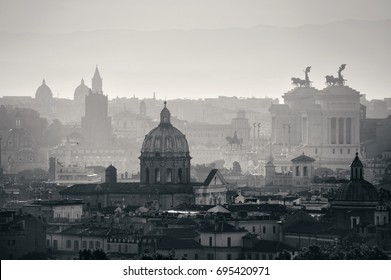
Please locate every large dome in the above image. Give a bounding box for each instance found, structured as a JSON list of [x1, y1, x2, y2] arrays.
[[74, 79, 90, 102], [140, 102, 189, 156], [35, 79, 53, 102]]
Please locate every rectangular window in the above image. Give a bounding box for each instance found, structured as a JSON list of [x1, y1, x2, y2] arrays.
[[315, 148, 318, 154], [95, 241, 100, 249], [53, 240, 58, 250], [332, 149, 335, 154], [89, 241, 94, 249], [303, 166, 308, 177], [252, 226, 255, 233], [263, 226, 266, 234], [340, 148, 343, 154], [273, 226, 276, 234], [209, 236, 213, 247], [119, 245, 122, 252], [227, 237, 231, 247], [46, 239, 50, 248], [124, 245, 128, 253], [82, 241, 87, 249], [66, 240, 72, 249], [74, 240, 79, 251], [107, 244, 111, 251]]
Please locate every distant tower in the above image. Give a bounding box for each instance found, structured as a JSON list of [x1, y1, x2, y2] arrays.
[[92, 66, 103, 93], [81, 67, 111, 147], [264, 155, 275, 186], [105, 165, 117, 185], [139, 100, 146, 116]]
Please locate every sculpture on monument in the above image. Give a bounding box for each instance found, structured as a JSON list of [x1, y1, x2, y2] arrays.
[[291, 66, 312, 87], [226, 131, 243, 150], [325, 64, 347, 86]]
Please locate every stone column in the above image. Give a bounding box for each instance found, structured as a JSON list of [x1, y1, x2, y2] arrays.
[[336, 117, 339, 145]]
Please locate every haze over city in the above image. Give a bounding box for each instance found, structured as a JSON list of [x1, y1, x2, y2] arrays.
[[0, 0, 390, 100]]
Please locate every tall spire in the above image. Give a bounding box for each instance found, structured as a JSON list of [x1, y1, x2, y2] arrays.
[[92, 65, 102, 93]]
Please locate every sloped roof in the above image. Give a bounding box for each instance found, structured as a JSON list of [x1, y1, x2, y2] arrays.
[[60, 182, 196, 195], [204, 169, 228, 186], [243, 240, 296, 253], [291, 153, 315, 163], [157, 237, 203, 250]]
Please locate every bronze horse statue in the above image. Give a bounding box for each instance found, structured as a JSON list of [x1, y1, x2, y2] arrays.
[[291, 66, 312, 87]]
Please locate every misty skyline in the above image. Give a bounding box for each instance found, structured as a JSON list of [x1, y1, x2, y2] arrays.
[[0, 0, 390, 100]]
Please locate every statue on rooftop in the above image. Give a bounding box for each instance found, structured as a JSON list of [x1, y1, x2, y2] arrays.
[[325, 64, 347, 86], [291, 66, 312, 87]]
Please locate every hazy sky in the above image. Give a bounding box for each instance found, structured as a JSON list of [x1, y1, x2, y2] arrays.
[[1, 0, 390, 32], [0, 0, 390, 100]]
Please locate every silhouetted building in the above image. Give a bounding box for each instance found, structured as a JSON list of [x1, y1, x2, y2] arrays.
[[81, 67, 112, 147], [0, 211, 46, 260]]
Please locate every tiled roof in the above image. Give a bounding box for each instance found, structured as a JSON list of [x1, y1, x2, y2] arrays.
[[284, 221, 346, 236], [198, 222, 247, 233], [158, 228, 199, 239], [291, 153, 315, 163], [226, 204, 287, 213], [243, 240, 296, 253], [157, 237, 203, 250], [60, 182, 195, 195]]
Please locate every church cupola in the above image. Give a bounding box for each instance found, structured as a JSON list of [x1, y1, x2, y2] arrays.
[[160, 101, 171, 125], [350, 153, 364, 180]]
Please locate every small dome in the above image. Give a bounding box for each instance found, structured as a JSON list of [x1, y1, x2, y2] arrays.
[[141, 102, 189, 155], [333, 153, 378, 203], [74, 79, 90, 102], [333, 180, 379, 202], [35, 79, 53, 102]]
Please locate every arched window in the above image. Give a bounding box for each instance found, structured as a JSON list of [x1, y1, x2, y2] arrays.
[[155, 168, 160, 183], [145, 168, 149, 183], [303, 166, 308, 177], [167, 169, 172, 183], [177, 168, 183, 183]]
